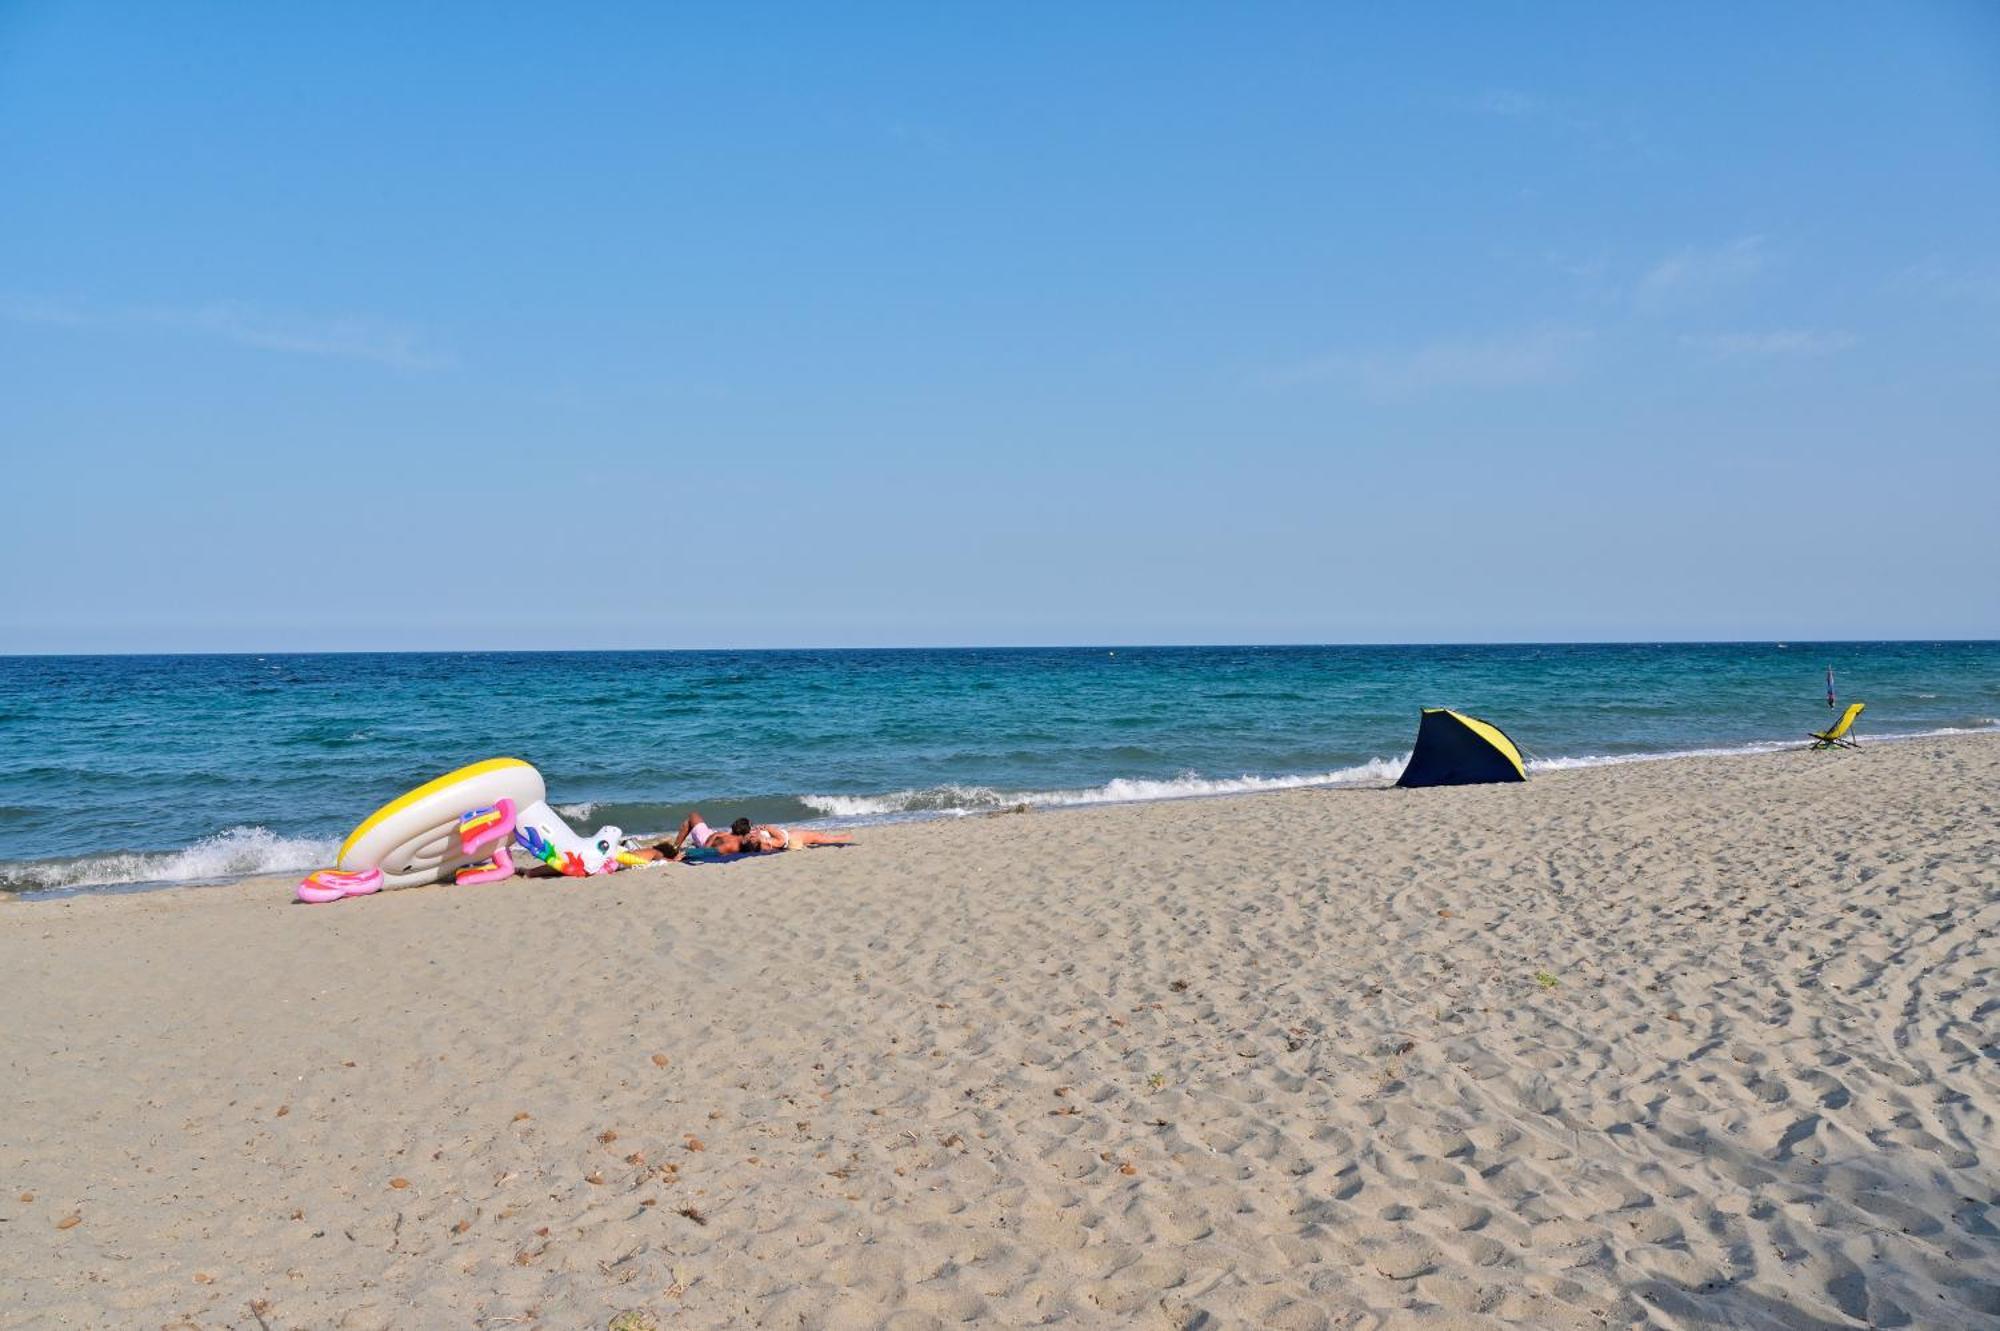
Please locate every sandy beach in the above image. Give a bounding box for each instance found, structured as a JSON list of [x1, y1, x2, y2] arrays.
[[4, 734, 1996, 1329]]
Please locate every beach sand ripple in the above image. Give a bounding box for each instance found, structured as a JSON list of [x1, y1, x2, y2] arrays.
[[4, 736, 1997, 1328]]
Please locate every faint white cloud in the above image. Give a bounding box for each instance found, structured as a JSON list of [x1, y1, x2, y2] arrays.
[[154, 301, 452, 370], [1635, 235, 1766, 313], [1264, 325, 1593, 399], [1468, 89, 1542, 118], [0, 296, 453, 371], [1680, 329, 1856, 359], [888, 121, 950, 151], [1545, 250, 1610, 282], [0, 296, 92, 328], [1893, 257, 2000, 304], [1449, 89, 1627, 155]]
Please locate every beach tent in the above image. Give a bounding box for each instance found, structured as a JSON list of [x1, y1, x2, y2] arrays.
[[1396, 708, 1527, 788]]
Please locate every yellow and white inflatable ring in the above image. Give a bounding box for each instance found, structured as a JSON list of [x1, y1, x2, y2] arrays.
[[337, 757, 547, 889]]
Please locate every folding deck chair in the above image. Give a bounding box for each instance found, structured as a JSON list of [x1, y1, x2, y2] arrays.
[[1809, 701, 1865, 750]]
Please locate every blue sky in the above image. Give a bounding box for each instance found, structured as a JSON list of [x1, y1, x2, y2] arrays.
[[2, 2, 1996, 651]]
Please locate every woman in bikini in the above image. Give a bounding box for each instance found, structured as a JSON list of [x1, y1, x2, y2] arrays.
[[741, 824, 853, 852], [646, 811, 852, 859]]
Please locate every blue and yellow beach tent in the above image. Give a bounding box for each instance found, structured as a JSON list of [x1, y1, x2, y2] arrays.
[[1396, 708, 1527, 788]]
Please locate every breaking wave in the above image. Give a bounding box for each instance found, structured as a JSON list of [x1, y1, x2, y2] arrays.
[[1523, 718, 2000, 773], [805, 719, 2000, 822], [0, 826, 339, 896], [8, 720, 1998, 898], [802, 756, 1411, 818], [1524, 740, 1798, 772]]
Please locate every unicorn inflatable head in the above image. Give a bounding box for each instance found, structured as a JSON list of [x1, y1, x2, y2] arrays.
[[513, 806, 636, 876], [580, 824, 626, 873]]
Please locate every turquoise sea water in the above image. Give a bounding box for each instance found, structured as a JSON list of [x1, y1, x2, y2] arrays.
[[1, 643, 1995, 894]]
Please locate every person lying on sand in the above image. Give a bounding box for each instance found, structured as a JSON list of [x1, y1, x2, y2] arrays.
[[635, 810, 782, 860], [673, 810, 752, 853], [617, 811, 749, 862], [630, 811, 854, 861], [741, 824, 853, 852]]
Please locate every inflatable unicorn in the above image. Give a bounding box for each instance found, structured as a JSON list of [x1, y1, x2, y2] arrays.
[[302, 758, 644, 901]]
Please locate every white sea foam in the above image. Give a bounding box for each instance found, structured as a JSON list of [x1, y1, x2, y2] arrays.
[[14, 722, 1999, 896], [2, 826, 339, 895], [1524, 740, 1798, 772], [802, 720, 2000, 825], [801, 785, 1008, 817], [1523, 719, 2000, 773], [803, 756, 1411, 819]]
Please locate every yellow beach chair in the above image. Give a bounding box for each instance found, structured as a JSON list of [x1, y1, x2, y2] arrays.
[[1809, 702, 1864, 750]]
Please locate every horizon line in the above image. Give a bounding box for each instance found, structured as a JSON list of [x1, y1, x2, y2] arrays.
[[3, 636, 1996, 660]]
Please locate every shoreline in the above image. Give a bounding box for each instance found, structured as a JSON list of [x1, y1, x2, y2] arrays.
[[7, 718, 1998, 902], [6, 731, 1996, 1326]]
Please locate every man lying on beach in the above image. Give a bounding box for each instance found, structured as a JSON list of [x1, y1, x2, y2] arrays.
[[634, 810, 854, 861], [672, 810, 753, 854]]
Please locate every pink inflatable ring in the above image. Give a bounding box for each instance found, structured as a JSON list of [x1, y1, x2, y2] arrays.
[[297, 866, 384, 904]]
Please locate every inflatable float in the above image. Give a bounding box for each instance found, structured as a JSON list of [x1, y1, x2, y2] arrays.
[[297, 867, 383, 904], [315, 757, 643, 897]]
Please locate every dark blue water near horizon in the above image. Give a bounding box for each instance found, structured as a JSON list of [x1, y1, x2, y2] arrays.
[[2, 642, 1995, 893]]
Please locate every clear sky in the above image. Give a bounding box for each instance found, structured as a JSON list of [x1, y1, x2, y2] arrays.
[[3, 2, 1996, 651]]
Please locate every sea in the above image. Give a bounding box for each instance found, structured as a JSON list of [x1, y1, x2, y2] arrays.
[[2, 642, 1995, 896]]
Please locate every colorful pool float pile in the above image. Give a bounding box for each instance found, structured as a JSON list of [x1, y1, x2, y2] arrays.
[[295, 758, 640, 904]]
